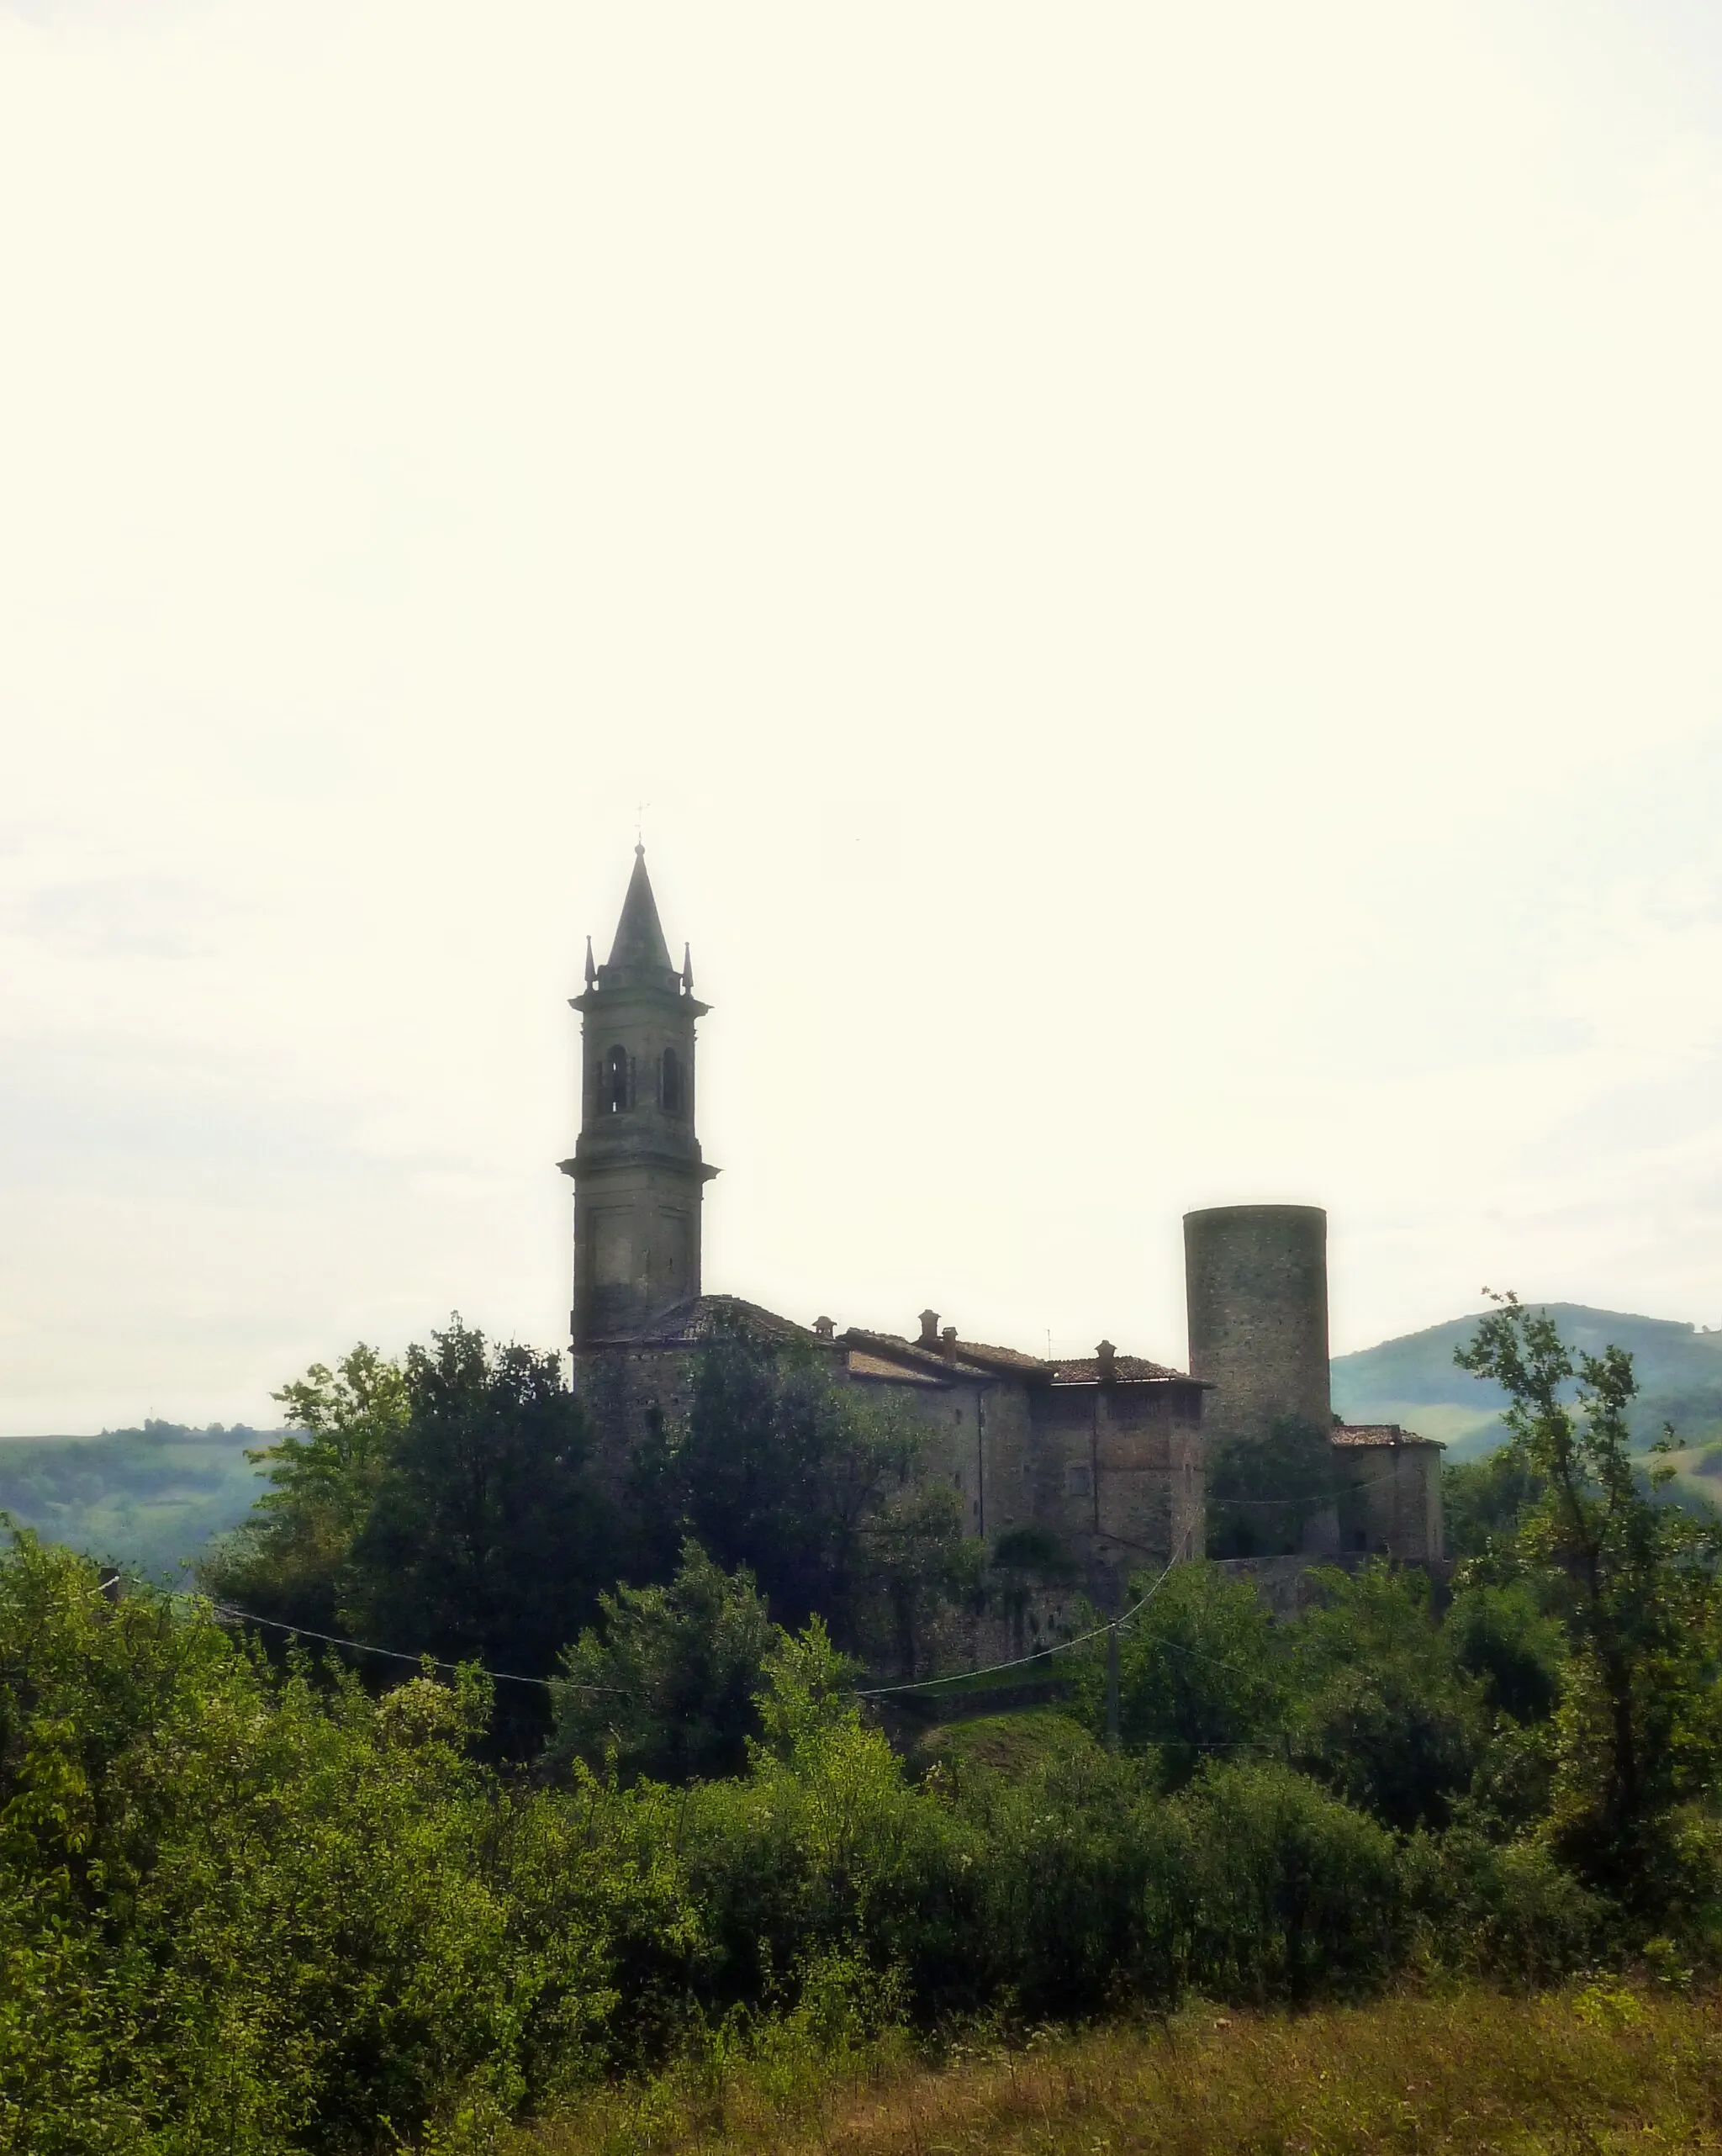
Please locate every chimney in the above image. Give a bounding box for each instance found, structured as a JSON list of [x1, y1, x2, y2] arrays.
[[812, 1315, 834, 1341], [1096, 1339, 1117, 1380], [940, 1324, 958, 1363], [918, 1308, 939, 1347]]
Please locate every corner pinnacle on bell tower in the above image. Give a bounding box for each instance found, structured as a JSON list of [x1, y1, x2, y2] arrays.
[[559, 848, 717, 1349]]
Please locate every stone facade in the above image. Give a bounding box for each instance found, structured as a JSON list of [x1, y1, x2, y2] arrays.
[[559, 848, 716, 1349], [574, 1294, 1204, 1604], [1332, 1423, 1445, 1560], [562, 853, 1441, 1597]]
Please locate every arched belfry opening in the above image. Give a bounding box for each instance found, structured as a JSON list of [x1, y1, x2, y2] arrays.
[[560, 846, 717, 1349]]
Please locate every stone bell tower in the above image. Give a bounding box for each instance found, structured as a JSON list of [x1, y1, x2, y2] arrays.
[[560, 847, 717, 1348]]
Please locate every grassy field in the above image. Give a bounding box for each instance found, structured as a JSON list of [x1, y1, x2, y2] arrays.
[[516, 1986, 1722, 2155]]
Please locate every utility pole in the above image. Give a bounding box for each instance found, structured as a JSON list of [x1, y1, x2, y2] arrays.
[[1105, 1621, 1121, 1750]]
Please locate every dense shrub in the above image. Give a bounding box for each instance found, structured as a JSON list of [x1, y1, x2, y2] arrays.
[[1071, 1562, 1286, 1789], [1289, 1563, 1484, 1831], [1400, 1825, 1606, 1984], [8, 1521, 1716, 2151], [1149, 1762, 1404, 2003], [0, 1532, 691, 2153], [547, 1541, 779, 1785]]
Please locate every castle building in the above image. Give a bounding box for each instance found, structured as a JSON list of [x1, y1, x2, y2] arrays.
[[563, 851, 1441, 1599]]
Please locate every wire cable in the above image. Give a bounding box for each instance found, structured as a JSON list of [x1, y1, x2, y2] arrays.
[[853, 1555, 1178, 1699], [207, 1603, 626, 1692]]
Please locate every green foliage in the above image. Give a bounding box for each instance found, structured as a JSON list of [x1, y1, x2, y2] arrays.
[[1456, 1293, 1722, 1896], [0, 1421, 276, 1577], [626, 1329, 977, 1676], [1444, 1579, 1565, 1726], [1400, 1825, 1607, 1984], [547, 1542, 778, 1785], [203, 1321, 613, 1752], [1072, 1562, 1286, 1788], [1288, 1562, 1483, 1831], [1206, 1415, 1345, 1558], [344, 1320, 611, 1742], [7, 1514, 1719, 2151], [0, 1530, 691, 2153], [1153, 1761, 1404, 2003], [1442, 1444, 1545, 1557], [201, 1345, 407, 1635]]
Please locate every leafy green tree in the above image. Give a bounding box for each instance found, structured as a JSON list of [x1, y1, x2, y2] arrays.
[[1445, 1579, 1565, 1728], [629, 1327, 975, 1665], [1075, 1561, 1286, 1788], [343, 1318, 613, 1746], [1456, 1294, 1722, 1895], [546, 1540, 778, 1784], [0, 1529, 691, 2152], [1207, 1414, 1347, 1558], [854, 1477, 984, 1680], [1443, 1445, 1545, 1559], [1287, 1562, 1483, 1831], [199, 1343, 408, 1635]]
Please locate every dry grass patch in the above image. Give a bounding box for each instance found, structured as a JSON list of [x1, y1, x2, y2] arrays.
[[516, 1986, 1722, 2155]]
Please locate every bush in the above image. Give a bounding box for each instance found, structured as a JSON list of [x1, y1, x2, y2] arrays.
[[1072, 1562, 1286, 1789], [546, 1541, 777, 1785], [1149, 1762, 1404, 2003], [1400, 1825, 1607, 1985], [1287, 1562, 1483, 1831], [0, 1531, 691, 2153]]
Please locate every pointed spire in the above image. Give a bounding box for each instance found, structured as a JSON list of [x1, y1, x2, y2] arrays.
[[681, 942, 693, 994], [584, 935, 595, 989], [605, 844, 675, 979]]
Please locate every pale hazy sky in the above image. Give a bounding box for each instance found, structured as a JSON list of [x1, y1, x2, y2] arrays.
[[3, 0, 1722, 1432]]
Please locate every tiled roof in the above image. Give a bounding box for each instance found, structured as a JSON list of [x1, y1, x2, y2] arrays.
[[846, 1349, 945, 1386], [951, 1340, 1050, 1374], [1050, 1354, 1191, 1384], [836, 1328, 1192, 1387], [1332, 1421, 1442, 1449], [631, 1294, 817, 1348], [837, 1329, 983, 1381], [621, 1304, 1195, 1387]]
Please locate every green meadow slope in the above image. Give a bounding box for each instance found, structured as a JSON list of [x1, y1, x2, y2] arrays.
[[1333, 1303, 1722, 1463], [0, 1421, 277, 1577]]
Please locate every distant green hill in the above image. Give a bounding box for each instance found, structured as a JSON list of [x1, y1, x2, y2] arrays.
[[0, 1422, 279, 1579], [1333, 1305, 1722, 1463]]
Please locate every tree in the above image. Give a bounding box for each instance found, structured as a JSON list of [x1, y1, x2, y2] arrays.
[[1455, 1293, 1722, 1894], [628, 1326, 975, 1664], [1287, 1561, 1483, 1831], [546, 1540, 779, 1784], [1077, 1560, 1286, 1789], [342, 1318, 613, 1746], [1442, 1445, 1544, 1560], [1206, 1414, 1347, 1558], [198, 1343, 409, 1636]]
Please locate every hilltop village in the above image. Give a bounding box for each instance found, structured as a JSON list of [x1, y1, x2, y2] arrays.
[[562, 848, 1445, 1609]]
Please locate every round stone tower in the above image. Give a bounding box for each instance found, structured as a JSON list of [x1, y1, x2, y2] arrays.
[[1184, 1204, 1331, 1445]]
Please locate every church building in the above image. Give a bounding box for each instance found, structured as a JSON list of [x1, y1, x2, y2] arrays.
[[562, 850, 1441, 1607]]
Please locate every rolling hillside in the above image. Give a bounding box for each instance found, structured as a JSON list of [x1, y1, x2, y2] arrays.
[[1333, 1304, 1722, 1461], [0, 1421, 278, 1578]]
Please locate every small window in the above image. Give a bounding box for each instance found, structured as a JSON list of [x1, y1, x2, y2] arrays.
[[1064, 1461, 1092, 1498], [603, 1045, 629, 1113], [661, 1046, 683, 1115]]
